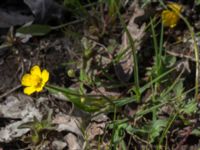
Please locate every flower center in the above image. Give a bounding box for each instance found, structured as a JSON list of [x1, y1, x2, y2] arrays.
[[33, 75, 43, 88]]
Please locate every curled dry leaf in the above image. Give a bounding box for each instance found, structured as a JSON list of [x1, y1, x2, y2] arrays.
[[64, 133, 82, 150], [52, 140, 67, 150], [0, 94, 42, 142], [86, 114, 109, 141], [52, 114, 83, 137], [86, 122, 106, 141], [115, 0, 146, 82]]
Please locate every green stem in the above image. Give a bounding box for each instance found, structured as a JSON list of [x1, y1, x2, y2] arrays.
[[117, 9, 140, 100], [159, 1, 199, 100], [51, 19, 85, 30], [178, 14, 199, 100], [157, 113, 177, 149], [159, 22, 164, 70], [150, 18, 159, 70]]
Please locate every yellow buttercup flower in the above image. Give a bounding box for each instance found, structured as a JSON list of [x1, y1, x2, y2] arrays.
[[21, 65, 49, 95], [161, 2, 182, 28]]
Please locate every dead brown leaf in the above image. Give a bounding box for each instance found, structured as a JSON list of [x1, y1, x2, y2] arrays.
[[115, 0, 146, 82], [86, 114, 109, 141], [0, 94, 42, 142], [52, 114, 83, 137]]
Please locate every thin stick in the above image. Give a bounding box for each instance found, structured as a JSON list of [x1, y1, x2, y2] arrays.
[[0, 85, 22, 101]]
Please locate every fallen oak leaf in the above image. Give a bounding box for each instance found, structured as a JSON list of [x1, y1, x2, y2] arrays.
[[115, 0, 146, 82]]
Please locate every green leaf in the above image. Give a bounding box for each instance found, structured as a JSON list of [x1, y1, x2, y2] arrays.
[[173, 79, 184, 98], [126, 125, 149, 134], [111, 122, 128, 144], [192, 128, 200, 136], [144, 119, 168, 143], [165, 55, 176, 68], [46, 85, 108, 112], [181, 99, 198, 115], [17, 24, 52, 36], [113, 97, 137, 107], [119, 140, 127, 150], [195, 0, 200, 5]]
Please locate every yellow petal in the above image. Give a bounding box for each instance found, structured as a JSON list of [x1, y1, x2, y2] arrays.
[[168, 2, 182, 12], [24, 87, 36, 95], [162, 10, 179, 28], [21, 74, 33, 86], [162, 11, 170, 26], [170, 15, 178, 28], [31, 65, 41, 77], [161, 2, 181, 28], [41, 69, 49, 83]]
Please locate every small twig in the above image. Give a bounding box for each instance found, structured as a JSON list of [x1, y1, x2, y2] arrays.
[[166, 50, 198, 62], [0, 85, 22, 101], [51, 19, 85, 30]]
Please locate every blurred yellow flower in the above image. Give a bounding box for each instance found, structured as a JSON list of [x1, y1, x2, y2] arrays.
[[21, 65, 49, 95], [161, 2, 182, 28]]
